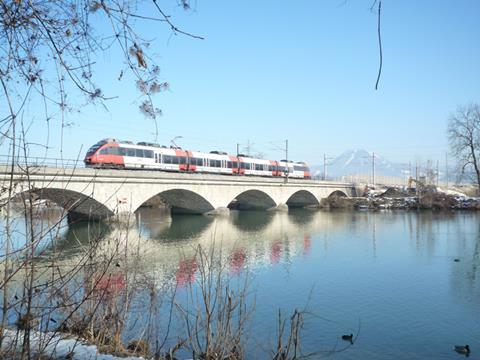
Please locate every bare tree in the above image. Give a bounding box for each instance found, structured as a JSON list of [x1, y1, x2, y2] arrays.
[[0, 0, 201, 148], [448, 103, 480, 192], [0, 2, 201, 358]]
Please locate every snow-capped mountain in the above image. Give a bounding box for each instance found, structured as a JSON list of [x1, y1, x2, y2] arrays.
[[311, 149, 410, 179]]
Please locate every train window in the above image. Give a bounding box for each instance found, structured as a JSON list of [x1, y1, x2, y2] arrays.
[[144, 150, 154, 158], [255, 164, 263, 171], [126, 148, 135, 157], [192, 158, 203, 166], [86, 140, 108, 156], [209, 159, 221, 167], [232, 162, 238, 168], [135, 148, 144, 158], [99, 148, 109, 155], [118, 147, 126, 156], [227, 161, 233, 168], [163, 155, 171, 164], [294, 165, 307, 172], [178, 157, 187, 164]]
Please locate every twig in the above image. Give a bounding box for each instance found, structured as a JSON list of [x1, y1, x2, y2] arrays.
[[374, 0, 382, 90]]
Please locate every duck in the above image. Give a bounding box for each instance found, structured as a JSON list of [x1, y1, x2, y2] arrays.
[[341, 334, 354, 343], [454, 345, 470, 355], [454, 258, 461, 262]]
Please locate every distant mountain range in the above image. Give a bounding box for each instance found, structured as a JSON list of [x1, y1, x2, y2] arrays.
[[310, 149, 469, 185], [311, 149, 410, 180]]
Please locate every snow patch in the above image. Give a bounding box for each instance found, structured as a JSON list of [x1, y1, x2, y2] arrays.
[[2, 329, 145, 360], [436, 187, 468, 198]]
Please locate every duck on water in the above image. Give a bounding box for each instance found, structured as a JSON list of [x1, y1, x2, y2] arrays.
[[454, 345, 470, 356]]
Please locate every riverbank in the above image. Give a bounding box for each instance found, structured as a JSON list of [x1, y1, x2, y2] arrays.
[[322, 186, 480, 211]]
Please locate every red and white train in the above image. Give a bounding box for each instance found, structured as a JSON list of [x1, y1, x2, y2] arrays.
[[84, 138, 311, 179]]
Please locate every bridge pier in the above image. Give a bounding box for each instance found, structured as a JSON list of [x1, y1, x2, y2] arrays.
[[205, 207, 230, 216], [110, 211, 137, 225], [268, 203, 289, 212]]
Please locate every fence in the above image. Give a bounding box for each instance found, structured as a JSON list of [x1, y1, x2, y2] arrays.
[[314, 173, 451, 188], [0, 155, 83, 169]]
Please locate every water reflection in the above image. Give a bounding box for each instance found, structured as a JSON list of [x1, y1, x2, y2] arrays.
[[287, 208, 315, 225], [52, 221, 112, 259], [230, 210, 274, 232], [138, 208, 214, 241], [4, 208, 480, 359], [1, 207, 69, 256]]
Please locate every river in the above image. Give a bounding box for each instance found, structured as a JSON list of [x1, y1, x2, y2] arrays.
[[4, 208, 480, 359]]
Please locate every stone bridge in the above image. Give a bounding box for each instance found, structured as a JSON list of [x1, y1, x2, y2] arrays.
[[0, 165, 357, 220]]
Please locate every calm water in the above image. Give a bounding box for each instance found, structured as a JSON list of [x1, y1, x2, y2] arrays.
[[133, 208, 480, 359], [7, 208, 480, 359]]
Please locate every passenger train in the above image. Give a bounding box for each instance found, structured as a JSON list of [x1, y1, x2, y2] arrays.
[[84, 138, 311, 179]]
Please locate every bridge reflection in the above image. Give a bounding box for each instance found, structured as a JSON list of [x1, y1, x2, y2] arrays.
[[35, 208, 358, 288], [3, 207, 480, 309], [126, 208, 359, 287]]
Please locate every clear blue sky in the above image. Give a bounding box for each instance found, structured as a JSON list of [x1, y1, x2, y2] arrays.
[[18, 0, 480, 166]]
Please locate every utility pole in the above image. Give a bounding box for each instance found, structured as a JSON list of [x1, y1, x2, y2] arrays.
[[436, 160, 439, 187], [323, 154, 334, 181], [408, 161, 412, 187], [245, 139, 252, 157], [415, 161, 419, 198], [323, 153, 327, 180], [372, 152, 375, 189], [285, 139, 288, 163], [236, 143, 240, 156], [445, 153, 449, 188], [285, 139, 289, 182]]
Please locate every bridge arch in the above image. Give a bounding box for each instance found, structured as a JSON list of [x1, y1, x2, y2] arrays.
[[22, 188, 113, 220], [229, 190, 277, 210], [286, 190, 320, 208], [328, 190, 348, 198], [138, 189, 215, 214]]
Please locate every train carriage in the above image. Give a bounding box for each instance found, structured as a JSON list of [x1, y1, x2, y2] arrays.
[[291, 162, 311, 179], [237, 155, 272, 177]]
